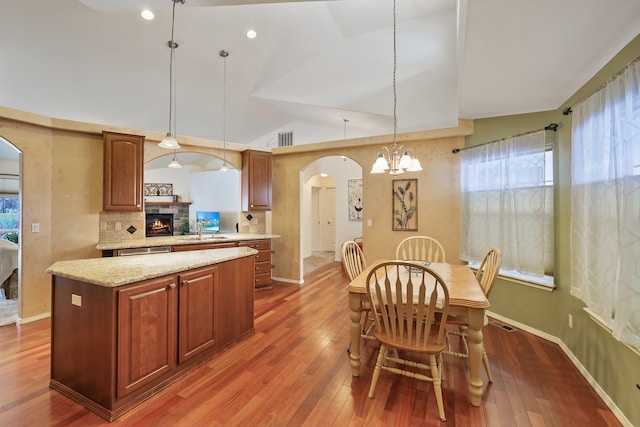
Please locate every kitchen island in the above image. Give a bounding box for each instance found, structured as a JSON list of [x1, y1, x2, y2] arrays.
[[97, 233, 279, 288], [47, 247, 257, 421]]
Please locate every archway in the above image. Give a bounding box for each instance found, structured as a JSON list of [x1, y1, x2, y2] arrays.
[[144, 152, 241, 234], [0, 137, 21, 325], [300, 156, 362, 277]]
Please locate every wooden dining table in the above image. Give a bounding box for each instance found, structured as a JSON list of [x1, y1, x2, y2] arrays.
[[345, 260, 490, 407]]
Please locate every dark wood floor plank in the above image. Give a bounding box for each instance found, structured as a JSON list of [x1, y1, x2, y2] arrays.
[[0, 262, 623, 426]]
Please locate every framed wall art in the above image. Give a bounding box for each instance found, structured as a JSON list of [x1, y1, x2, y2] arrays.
[[144, 183, 173, 196], [392, 179, 417, 231], [348, 179, 363, 220]]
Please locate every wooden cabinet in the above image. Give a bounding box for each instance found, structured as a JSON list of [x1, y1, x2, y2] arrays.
[[49, 256, 255, 422], [117, 276, 177, 399], [171, 241, 236, 252], [103, 131, 144, 212], [178, 266, 218, 363], [238, 239, 273, 288], [242, 150, 272, 211]]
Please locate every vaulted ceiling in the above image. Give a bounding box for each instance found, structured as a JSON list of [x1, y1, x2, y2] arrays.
[[1, 0, 639, 148]]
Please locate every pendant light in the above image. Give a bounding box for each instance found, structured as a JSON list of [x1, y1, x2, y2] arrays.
[[167, 150, 182, 168], [218, 49, 230, 172], [158, 0, 184, 150], [370, 0, 422, 175]]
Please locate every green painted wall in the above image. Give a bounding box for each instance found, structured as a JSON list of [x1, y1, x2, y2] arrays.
[[466, 34, 640, 425]]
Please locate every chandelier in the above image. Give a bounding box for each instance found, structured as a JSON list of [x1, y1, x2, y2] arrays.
[[370, 0, 422, 175], [158, 0, 184, 150]]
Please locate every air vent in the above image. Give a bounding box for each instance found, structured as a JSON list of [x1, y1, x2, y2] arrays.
[[278, 131, 294, 147], [489, 320, 518, 332]]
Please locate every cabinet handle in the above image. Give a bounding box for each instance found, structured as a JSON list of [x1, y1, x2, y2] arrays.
[[182, 279, 189, 286], [168, 283, 176, 289]]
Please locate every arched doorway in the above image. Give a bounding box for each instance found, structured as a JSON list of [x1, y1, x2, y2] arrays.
[[301, 156, 362, 277], [0, 137, 21, 326]]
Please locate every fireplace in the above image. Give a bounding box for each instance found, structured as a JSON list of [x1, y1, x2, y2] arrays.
[[146, 213, 174, 237]]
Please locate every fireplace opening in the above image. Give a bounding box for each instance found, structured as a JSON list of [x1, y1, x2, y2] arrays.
[[146, 213, 173, 237]]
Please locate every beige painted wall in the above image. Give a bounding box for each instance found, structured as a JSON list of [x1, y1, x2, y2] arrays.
[[0, 107, 250, 321], [271, 122, 471, 283]]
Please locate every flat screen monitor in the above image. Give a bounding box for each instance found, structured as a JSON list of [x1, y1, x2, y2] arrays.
[[196, 211, 220, 233]]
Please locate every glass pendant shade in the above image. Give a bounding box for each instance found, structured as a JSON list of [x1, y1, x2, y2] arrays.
[[159, 133, 181, 150], [167, 150, 181, 168], [370, 153, 389, 174]]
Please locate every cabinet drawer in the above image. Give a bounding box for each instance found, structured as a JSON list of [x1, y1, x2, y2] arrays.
[[254, 250, 271, 263], [255, 273, 272, 287], [239, 240, 270, 251], [255, 262, 271, 275]]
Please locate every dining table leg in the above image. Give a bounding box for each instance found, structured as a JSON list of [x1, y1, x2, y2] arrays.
[[348, 292, 363, 376], [466, 307, 485, 406]]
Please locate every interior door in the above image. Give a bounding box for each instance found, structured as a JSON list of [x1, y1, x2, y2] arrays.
[[311, 186, 321, 251], [322, 187, 336, 252]]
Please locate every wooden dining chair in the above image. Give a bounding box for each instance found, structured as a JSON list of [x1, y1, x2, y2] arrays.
[[366, 261, 450, 422], [341, 241, 375, 344], [395, 236, 446, 263], [444, 247, 502, 382]]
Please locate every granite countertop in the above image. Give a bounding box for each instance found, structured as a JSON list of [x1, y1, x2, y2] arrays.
[[96, 233, 280, 251], [46, 247, 258, 287]]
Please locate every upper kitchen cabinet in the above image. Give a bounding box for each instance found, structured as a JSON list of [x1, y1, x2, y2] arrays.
[[103, 131, 144, 212], [241, 150, 272, 211]]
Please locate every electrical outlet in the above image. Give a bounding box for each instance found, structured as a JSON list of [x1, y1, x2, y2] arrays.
[[568, 314, 573, 328], [115, 222, 121, 230], [251, 218, 258, 225], [71, 294, 82, 307]]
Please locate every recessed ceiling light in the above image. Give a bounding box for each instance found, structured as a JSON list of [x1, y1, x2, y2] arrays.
[[141, 9, 154, 20], [246, 29, 257, 39]]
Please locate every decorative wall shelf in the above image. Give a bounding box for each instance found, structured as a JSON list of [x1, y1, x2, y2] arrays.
[[145, 202, 192, 206]]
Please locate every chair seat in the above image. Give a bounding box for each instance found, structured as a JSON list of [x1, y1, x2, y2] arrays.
[[374, 322, 446, 354]]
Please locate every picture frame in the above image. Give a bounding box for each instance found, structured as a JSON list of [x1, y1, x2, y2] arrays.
[[144, 183, 173, 196], [392, 179, 417, 231], [348, 179, 363, 221]]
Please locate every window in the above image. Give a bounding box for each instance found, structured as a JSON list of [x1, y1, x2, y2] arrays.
[[0, 195, 19, 241], [570, 57, 640, 349], [460, 129, 554, 283]]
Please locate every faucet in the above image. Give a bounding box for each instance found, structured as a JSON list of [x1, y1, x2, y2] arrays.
[[198, 221, 203, 238]]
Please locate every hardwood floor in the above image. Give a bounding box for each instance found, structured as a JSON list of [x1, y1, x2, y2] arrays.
[[0, 262, 622, 426]]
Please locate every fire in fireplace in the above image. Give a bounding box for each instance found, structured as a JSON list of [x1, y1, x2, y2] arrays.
[[146, 213, 174, 237]]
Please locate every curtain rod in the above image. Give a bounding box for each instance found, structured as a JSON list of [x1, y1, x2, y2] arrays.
[[561, 54, 640, 117], [452, 124, 557, 154]]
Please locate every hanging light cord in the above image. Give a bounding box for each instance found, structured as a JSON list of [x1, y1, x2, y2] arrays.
[[168, 0, 181, 137], [392, 0, 397, 148], [223, 51, 227, 163]]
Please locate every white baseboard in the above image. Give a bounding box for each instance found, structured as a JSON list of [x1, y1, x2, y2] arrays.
[[18, 311, 51, 325], [487, 311, 632, 427], [270, 276, 303, 285]]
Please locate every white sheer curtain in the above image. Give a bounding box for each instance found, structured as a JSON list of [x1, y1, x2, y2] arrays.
[[571, 58, 640, 349], [460, 130, 548, 277]]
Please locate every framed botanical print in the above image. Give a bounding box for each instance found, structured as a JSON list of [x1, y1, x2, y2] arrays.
[[348, 179, 363, 220], [392, 179, 417, 231]]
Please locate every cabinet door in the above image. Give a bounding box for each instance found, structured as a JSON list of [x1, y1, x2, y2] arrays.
[[178, 266, 218, 363], [117, 276, 177, 399], [242, 150, 272, 210], [103, 131, 144, 211]]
